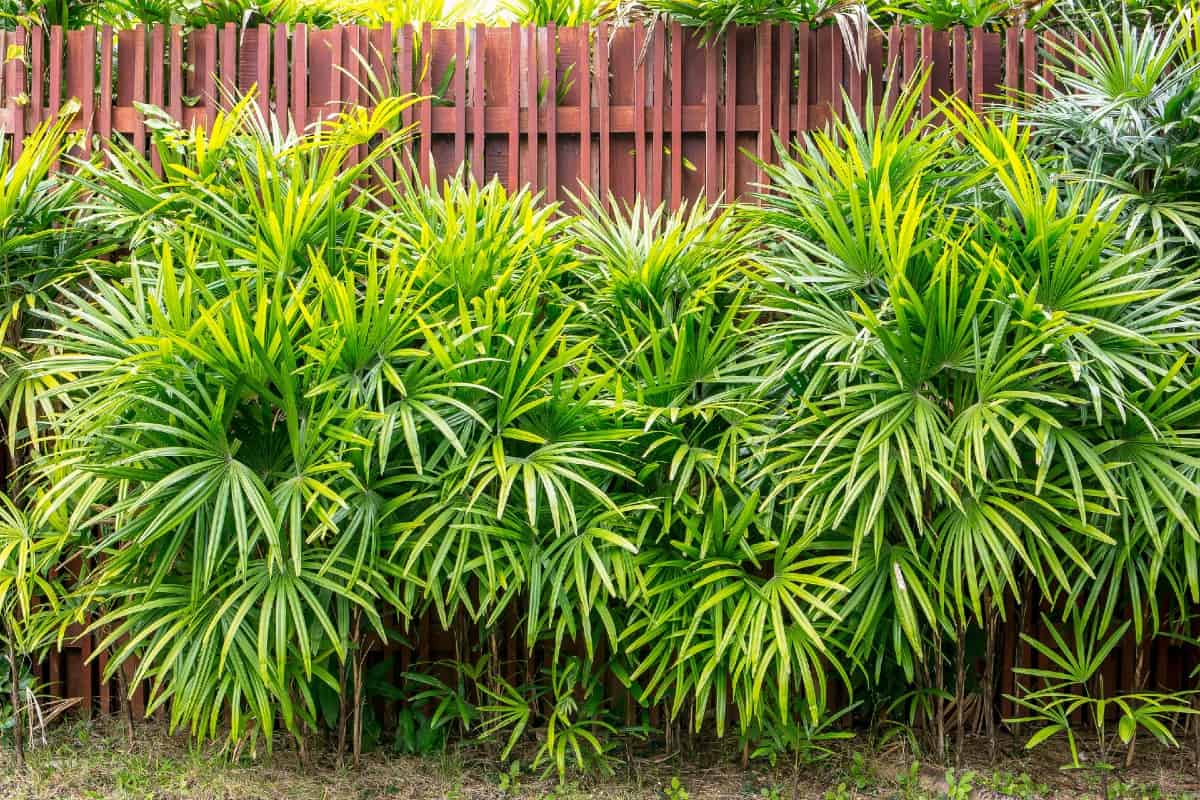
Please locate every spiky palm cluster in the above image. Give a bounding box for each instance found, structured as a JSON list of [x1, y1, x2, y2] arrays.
[[2, 30, 1200, 777]]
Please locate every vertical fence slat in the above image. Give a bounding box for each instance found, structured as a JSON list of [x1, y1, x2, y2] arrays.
[[901, 23, 916, 92], [597, 21, 609, 198], [609, 26, 634, 205], [1, 31, 8, 131], [1004, 26, 1020, 101], [952, 26, 967, 105], [650, 21, 664, 209], [919, 25, 933, 117], [1041, 29, 1058, 96], [1022, 27, 1036, 102], [508, 23, 520, 190], [71, 27, 96, 154], [274, 24, 289, 130], [30, 28, 43, 129], [169, 25, 183, 124], [756, 22, 771, 188], [544, 23, 557, 202], [669, 23, 682, 209], [723, 29, 736, 198], [579, 24, 592, 199], [524, 24, 537, 191], [776, 23, 791, 151], [867, 28, 883, 102], [397, 25, 412, 177], [98, 26, 112, 152], [632, 21, 646, 199], [49, 26, 63, 125], [418, 23, 433, 184], [149, 25, 163, 169], [472, 23, 485, 180], [221, 23, 236, 108], [884, 25, 899, 111], [293, 24, 308, 133], [341, 25, 359, 167], [256, 23, 270, 118], [971, 26, 985, 112], [796, 24, 809, 131], [200, 25, 216, 129], [704, 36, 717, 204], [847, 28, 863, 117], [4, 29, 24, 156], [116, 28, 135, 147]]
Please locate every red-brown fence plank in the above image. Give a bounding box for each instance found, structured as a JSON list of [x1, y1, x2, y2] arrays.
[[508, 23, 521, 190], [274, 24, 289, 130], [471, 23, 485, 181], [220, 23, 236, 108], [98, 26, 113, 152], [418, 23, 433, 184], [1005, 26, 1020, 101], [774, 24, 791, 156], [649, 21, 665, 209], [148, 25, 164, 170], [597, 21, 609, 198], [669, 22, 683, 209], [952, 26, 967, 105], [578, 24, 592, 200], [796, 24, 810, 131], [545, 24, 558, 201], [756, 22, 771, 189], [609, 25, 635, 205], [524, 24, 538, 192], [1023, 27, 1037, 101], [723, 29, 736, 199], [397, 25, 413, 177], [919, 25, 933, 117], [0, 31, 8, 127], [293, 24, 308, 132], [170, 25, 184, 124], [30, 27, 44, 130], [632, 21, 646, 200], [69, 28, 96, 153], [848, 27, 864, 118], [4, 29, 24, 156], [704, 35, 717, 204], [48, 25, 63, 129], [256, 24, 270, 118]]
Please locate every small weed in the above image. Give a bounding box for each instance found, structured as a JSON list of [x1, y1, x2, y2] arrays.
[[664, 776, 690, 800], [823, 784, 853, 800], [987, 770, 1051, 799], [896, 761, 923, 799], [946, 769, 976, 800], [497, 759, 523, 795]]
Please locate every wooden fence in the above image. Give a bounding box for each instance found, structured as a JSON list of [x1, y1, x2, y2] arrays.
[[1, 22, 1075, 204], [4, 20, 1195, 723]]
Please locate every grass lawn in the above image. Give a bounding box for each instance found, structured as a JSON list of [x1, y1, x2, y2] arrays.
[[1, 719, 1198, 799]]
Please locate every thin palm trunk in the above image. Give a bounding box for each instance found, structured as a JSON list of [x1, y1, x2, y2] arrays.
[[114, 659, 135, 748], [352, 612, 369, 768], [983, 604, 998, 762], [935, 632, 946, 764], [954, 619, 966, 767], [6, 637, 24, 770], [1124, 605, 1149, 770], [336, 656, 348, 766]]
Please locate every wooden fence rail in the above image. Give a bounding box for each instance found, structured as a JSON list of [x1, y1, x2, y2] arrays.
[[2, 22, 1074, 204]]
